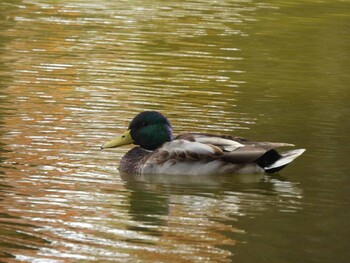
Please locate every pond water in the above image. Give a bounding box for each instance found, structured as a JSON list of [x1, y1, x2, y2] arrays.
[[0, 0, 349, 262]]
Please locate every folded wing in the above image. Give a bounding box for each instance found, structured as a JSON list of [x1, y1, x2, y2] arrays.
[[141, 133, 304, 174]]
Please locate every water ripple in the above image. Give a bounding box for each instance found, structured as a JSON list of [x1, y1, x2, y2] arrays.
[[2, 0, 345, 262]]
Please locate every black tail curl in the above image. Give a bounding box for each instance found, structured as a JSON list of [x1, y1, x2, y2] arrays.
[[255, 149, 286, 173]]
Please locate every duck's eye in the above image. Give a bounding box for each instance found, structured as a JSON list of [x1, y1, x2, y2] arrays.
[[141, 121, 148, 127]]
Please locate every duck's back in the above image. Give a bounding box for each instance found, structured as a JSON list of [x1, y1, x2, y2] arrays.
[[139, 133, 304, 175]]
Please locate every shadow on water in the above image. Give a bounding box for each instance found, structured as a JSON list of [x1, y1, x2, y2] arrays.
[[121, 171, 301, 196], [121, 171, 303, 243]]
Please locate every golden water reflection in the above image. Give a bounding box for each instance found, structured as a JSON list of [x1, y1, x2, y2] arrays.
[[0, 0, 349, 262]]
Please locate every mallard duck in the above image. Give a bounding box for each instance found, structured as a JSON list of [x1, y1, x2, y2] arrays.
[[102, 111, 305, 175]]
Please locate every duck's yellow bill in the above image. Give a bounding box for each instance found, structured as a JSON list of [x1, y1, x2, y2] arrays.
[[101, 130, 134, 149]]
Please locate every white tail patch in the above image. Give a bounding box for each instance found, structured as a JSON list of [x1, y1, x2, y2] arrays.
[[264, 149, 305, 171]]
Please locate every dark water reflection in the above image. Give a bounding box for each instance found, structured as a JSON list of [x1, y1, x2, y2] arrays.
[[0, 0, 349, 262], [121, 173, 303, 261]]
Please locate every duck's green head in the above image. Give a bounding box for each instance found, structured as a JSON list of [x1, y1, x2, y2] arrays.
[[102, 111, 174, 151]]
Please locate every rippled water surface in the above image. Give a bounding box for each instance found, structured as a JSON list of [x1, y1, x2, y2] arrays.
[[0, 0, 349, 262]]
